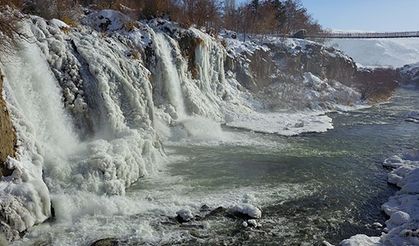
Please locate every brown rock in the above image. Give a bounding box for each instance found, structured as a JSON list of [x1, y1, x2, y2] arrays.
[[0, 73, 17, 177]]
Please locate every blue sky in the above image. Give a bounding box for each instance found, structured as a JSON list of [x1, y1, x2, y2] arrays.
[[238, 0, 419, 32]]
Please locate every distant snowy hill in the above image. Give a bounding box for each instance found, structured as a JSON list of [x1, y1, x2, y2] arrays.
[[328, 39, 419, 67]]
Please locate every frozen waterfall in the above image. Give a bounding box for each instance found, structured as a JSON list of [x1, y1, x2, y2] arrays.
[[153, 32, 187, 118]]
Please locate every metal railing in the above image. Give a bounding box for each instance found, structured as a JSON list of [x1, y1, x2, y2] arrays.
[[306, 31, 419, 39]]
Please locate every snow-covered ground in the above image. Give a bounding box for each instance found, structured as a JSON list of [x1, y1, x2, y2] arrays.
[[329, 39, 419, 67]]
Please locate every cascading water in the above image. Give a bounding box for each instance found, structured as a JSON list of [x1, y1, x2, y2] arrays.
[[0, 19, 163, 238], [0, 38, 78, 239], [0, 10, 376, 245], [153, 32, 187, 118], [151, 30, 227, 141]]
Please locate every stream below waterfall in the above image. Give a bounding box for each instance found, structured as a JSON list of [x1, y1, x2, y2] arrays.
[[12, 87, 419, 245]]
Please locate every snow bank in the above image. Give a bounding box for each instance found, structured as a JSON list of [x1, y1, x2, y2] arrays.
[[342, 150, 419, 245]]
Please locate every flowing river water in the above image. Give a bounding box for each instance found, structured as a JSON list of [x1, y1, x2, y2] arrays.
[[12, 87, 419, 245], [130, 87, 419, 245]]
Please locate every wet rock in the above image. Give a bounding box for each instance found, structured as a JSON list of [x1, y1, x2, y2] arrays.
[[247, 219, 261, 228], [176, 209, 194, 223], [177, 32, 201, 79], [400, 229, 413, 237], [200, 204, 210, 212], [90, 238, 120, 246], [205, 206, 227, 219]]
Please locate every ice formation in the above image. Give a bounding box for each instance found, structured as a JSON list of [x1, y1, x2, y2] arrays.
[[0, 9, 365, 240]]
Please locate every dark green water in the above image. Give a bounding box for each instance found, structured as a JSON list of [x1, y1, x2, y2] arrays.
[[157, 87, 419, 245]]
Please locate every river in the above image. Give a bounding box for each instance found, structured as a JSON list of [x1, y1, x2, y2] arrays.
[[12, 87, 419, 245], [132, 87, 419, 245]]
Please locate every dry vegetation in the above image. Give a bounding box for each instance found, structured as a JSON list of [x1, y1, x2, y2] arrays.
[[225, 0, 322, 37], [0, 0, 323, 37]]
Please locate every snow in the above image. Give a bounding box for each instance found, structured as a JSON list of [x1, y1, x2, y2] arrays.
[[49, 19, 69, 29], [225, 72, 361, 136], [226, 111, 333, 136], [223, 37, 268, 56], [340, 234, 381, 246], [0, 8, 371, 242], [229, 203, 262, 219], [342, 150, 419, 245], [328, 39, 419, 67], [387, 211, 410, 226]]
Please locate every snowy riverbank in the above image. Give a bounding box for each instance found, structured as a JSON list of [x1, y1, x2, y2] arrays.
[[342, 150, 419, 246], [335, 38, 419, 245]]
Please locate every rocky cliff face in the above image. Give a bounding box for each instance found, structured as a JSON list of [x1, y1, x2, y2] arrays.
[[0, 73, 16, 177], [223, 36, 398, 108], [354, 67, 400, 102]]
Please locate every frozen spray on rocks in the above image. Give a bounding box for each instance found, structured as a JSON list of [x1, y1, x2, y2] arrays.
[[150, 29, 226, 141], [0, 17, 161, 239], [0, 9, 384, 242]]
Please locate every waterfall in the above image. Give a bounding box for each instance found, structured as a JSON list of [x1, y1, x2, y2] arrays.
[[0, 19, 163, 237], [0, 18, 234, 239], [153, 32, 187, 118], [148, 30, 231, 141], [4, 43, 80, 176], [0, 39, 80, 238]]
